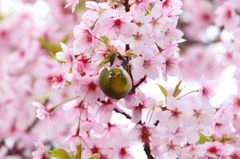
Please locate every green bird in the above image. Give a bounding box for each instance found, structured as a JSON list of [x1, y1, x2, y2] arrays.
[[98, 67, 132, 99]]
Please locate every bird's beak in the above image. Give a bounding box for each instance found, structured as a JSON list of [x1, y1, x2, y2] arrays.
[[116, 72, 121, 78]]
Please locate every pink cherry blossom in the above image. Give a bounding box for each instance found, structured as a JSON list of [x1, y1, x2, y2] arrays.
[[65, 0, 79, 12], [233, 115, 240, 134], [198, 75, 216, 98], [114, 146, 135, 159], [229, 94, 240, 112], [129, 124, 158, 143], [97, 99, 117, 123], [215, 2, 238, 31], [32, 139, 49, 159], [214, 100, 234, 125], [74, 54, 96, 76], [81, 138, 112, 159], [183, 97, 216, 143], [100, 12, 133, 39], [55, 42, 75, 72], [158, 96, 191, 133], [131, 47, 165, 80], [131, 0, 155, 11], [179, 144, 206, 159], [73, 22, 97, 55], [161, 0, 183, 16], [101, 122, 126, 140], [226, 148, 240, 159], [161, 47, 182, 81], [159, 138, 181, 159], [119, 23, 154, 55], [78, 76, 105, 103], [159, 18, 184, 47], [204, 141, 224, 157], [32, 102, 54, 122], [62, 100, 89, 121], [83, 1, 117, 23], [50, 72, 67, 91], [146, 2, 172, 37], [125, 90, 156, 123]]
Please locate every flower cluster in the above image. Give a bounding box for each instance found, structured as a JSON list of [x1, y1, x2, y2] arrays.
[[1, 0, 240, 159]]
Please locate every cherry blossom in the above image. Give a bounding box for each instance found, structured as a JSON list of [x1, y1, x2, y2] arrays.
[[78, 76, 105, 103], [131, 47, 165, 80], [198, 75, 216, 98], [73, 22, 97, 55], [55, 42, 75, 72], [32, 139, 49, 159], [32, 102, 54, 122], [114, 146, 135, 159], [97, 99, 117, 123], [119, 23, 155, 55], [161, 46, 182, 81], [100, 12, 133, 39], [50, 72, 67, 91], [158, 96, 191, 133], [215, 2, 238, 30], [65, 0, 79, 12]]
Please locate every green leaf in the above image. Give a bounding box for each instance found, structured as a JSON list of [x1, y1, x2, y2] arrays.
[[196, 134, 212, 144], [74, 144, 82, 159], [98, 59, 110, 67], [100, 36, 110, 43], [88, 153, 100, 159], [37, 38, 62, 54], [61, 34, 70, 44], [48, 42, 62, 54], [38, 37, 48, 50], [156, 84, 168, 97], [172, 80, 185, 97], [47, 148, 73, 159]]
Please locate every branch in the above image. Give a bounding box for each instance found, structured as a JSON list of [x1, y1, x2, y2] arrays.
[[124, 0, 130, 12], [144, 143, 154, 159], [131, 75, 146, 93], [26, 118, 39, 132], [154, 120, 159, 126], [113, 108, 131, 119]]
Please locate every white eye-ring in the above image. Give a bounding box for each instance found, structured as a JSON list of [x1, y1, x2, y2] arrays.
[[109, 72, 114, 78]]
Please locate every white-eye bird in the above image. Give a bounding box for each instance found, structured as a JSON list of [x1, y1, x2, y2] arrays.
[[98, 67, 132, 99]]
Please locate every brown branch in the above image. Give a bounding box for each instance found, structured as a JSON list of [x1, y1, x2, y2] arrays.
[[154, 120, 159, 126], [130, 75, 146, 93], [26, 118, 39, 132], [144, 143, 154, 159], [126, 44, 130, 51], [113, 108, 131, 119], [124, 0, 130, 12]]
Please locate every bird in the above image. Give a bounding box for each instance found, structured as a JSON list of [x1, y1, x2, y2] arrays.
[[98, 67, 132, 99]]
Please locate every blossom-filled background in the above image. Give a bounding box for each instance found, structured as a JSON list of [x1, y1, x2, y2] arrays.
[[1, 0, 240, 158]]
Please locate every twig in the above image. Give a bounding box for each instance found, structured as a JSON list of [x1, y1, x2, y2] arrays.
[[113, 108, 131, 119], [144, 143, 154, 159], [131, 76, 146, 93], [124, 0, 130, 12], [154, 120, 159, 126]]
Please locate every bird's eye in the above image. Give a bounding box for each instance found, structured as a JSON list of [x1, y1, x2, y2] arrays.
[[109, 72, 114, 78]]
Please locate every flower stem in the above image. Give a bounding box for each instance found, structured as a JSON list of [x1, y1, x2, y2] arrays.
[[177, 90, 199, 100], [52, 96, 80, 110]]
